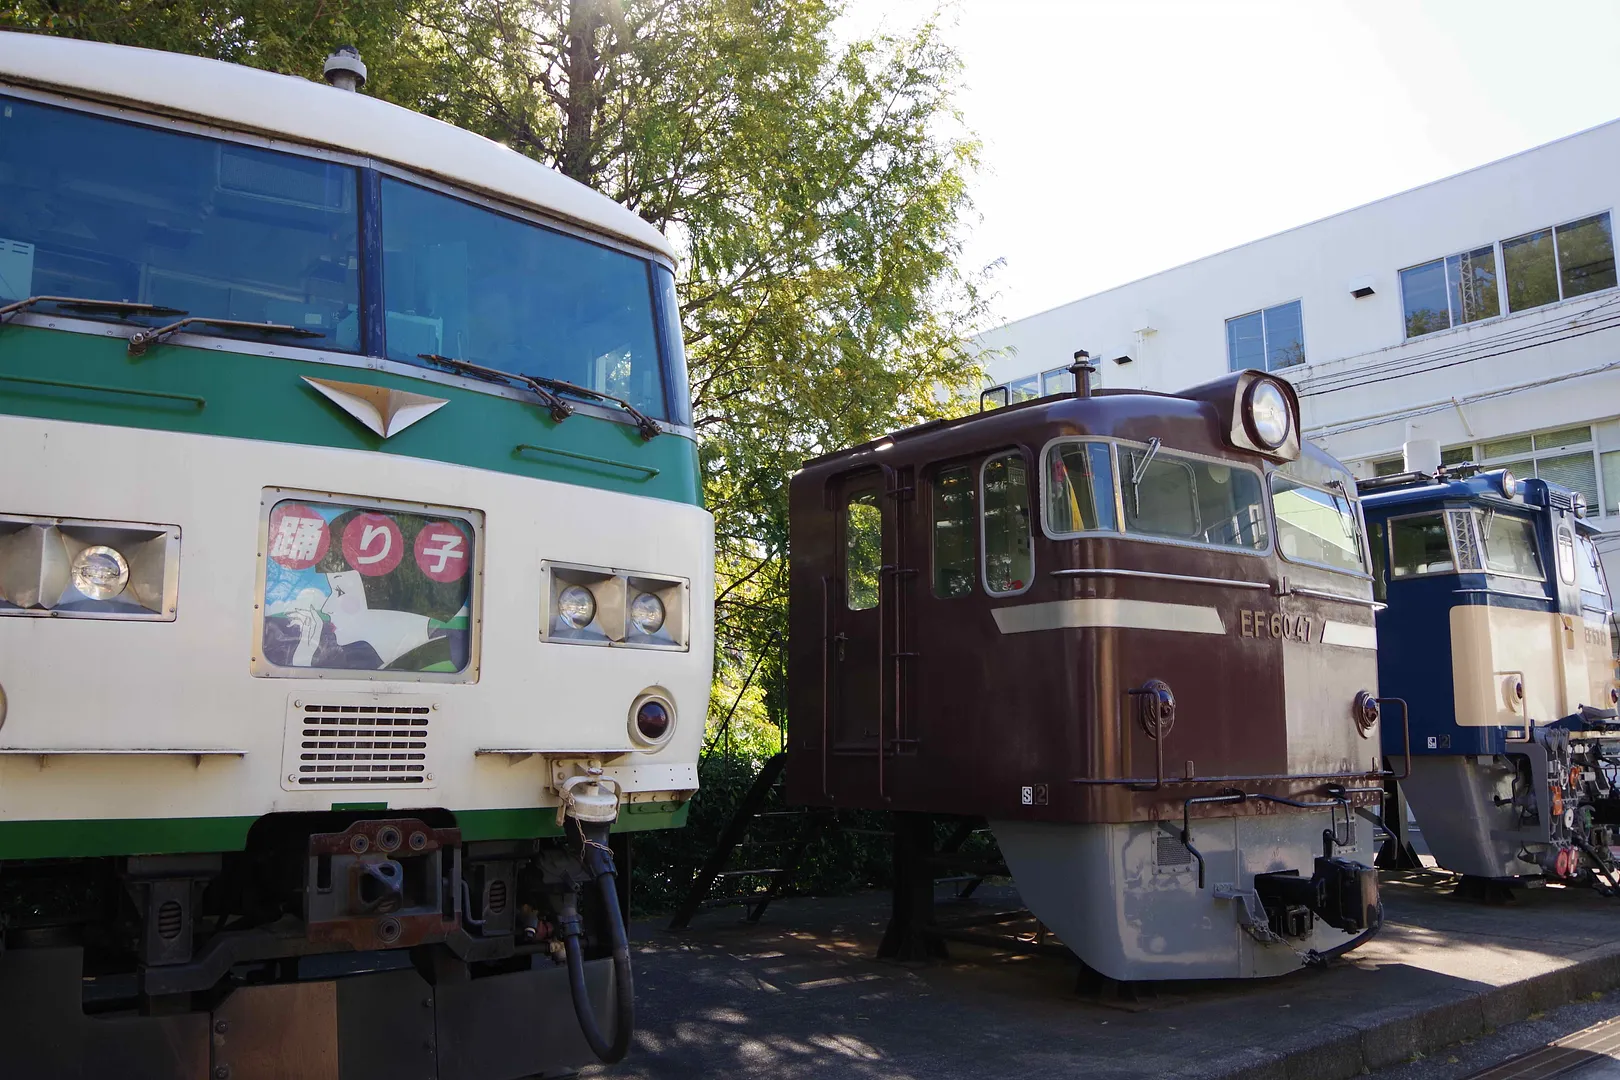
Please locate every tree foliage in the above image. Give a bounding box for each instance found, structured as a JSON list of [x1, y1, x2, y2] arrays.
[[2, 0, 990, 743]]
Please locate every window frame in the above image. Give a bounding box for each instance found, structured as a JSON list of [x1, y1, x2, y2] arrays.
[[979, 449, 1036, 598], [1472, 508, 1545, 582], [1397, 209, 1618, 341], [1225, 298, 1306, 373], [1268, 475, 1372, 578], [1040, 439, 1120, 541], [0, 83, 693, 435], [929, 460, 979, 600], [1384, 510, 1459, 580], [1038, 436, 1273, 557], [843, 488, 883, 612]]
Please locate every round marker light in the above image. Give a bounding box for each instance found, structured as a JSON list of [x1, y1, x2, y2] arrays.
[[629, 692, 676, 747], [557, 585, 596, 629], [630, 592, 666, 635], [71, 545, 129, 600], [1499, 470, 1517, 499], [1244, 379, 1292, 450]]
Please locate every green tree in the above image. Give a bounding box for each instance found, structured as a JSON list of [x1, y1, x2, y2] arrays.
[[3, 0, 990, 746]]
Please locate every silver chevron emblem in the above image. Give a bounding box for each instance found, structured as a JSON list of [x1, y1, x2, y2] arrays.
[[302, 377, 449, 438]]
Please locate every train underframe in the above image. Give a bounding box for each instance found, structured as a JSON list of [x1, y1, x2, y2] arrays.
[[1399, 724, 1620, 894], [0, 812, 629, 1080], [993, 804, 1382, 981]]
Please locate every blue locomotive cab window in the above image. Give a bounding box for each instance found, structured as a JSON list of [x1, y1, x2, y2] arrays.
[[1045, 441, 1117, 535], [1476, 511, 1542, 578], [380, 178, 668, 418], [1578, 534, 1610, 602], [1272, 477, 1365, 574], [0, 95, 361, 349], [1389, 514, 1453, 577], [1122, 445, 1267, 550]]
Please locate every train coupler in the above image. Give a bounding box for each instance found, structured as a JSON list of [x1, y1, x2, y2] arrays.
[[305, 817, 461, 950], [1254, 857, 1382, 938]]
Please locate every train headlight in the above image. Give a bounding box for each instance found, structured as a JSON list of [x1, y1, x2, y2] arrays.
[[629, 591, 666, 635], [1498, 470, 1517, 499], [1243, 378, 1292, 450], [557, 585, 597, 629], [540, 562, 690, 649], [70, 545, 130, 600], [629, 690, 675, 747]]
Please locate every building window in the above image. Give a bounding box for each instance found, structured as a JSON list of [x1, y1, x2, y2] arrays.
[[1479, 424, 1599, 509], [1603, 450, 1620, 516], [1400, 246, 1499, 338], [932, 465, 976, 598], [1226, 300, 1304, 372], [1398, 213, 1616, 338], [1041, 366, 1074, 395], [1502, 213, 1616, 314], [1007, 374, 1040, 403]]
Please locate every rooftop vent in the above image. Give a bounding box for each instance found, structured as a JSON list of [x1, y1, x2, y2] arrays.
[[323, 46, 367, 93]]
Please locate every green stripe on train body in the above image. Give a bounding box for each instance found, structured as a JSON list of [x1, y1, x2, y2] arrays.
[[0, 803, 690, 860], [0, 325, 702, 506]]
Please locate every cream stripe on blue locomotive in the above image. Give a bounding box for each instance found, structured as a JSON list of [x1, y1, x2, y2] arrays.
[[1320, 620, 1378, 651], [992, 598, 1225, 636]]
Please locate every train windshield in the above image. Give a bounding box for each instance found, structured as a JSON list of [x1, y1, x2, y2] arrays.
[[1578, 534, 1611, 602], [0, 94, 361, 350], [381, 178, 669, 420], [1044, 442, 1117, 534], [1272, 477, 1366, 574], [1121, 444, 1268, 550], [1476, 511, 1543, 578]]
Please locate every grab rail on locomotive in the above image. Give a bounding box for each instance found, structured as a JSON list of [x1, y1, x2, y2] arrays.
[[1360, 440, 1620, 894], [785, 357, 1392, 981]]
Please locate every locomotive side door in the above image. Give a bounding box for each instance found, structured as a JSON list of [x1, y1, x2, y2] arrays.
[[829, 471, 887, 750]]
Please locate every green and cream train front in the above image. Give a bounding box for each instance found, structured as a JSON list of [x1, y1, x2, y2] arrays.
[[0, 33, 710, 1077]]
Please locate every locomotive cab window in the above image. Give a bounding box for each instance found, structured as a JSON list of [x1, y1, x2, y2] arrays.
[[932, 465, 976, 598], [1122, 444, 1267, 551], [982, 453, 1033, 595], [1389, 513, 1454, 577], [1044, 441, 1118, 536], [1578, 533, 1610, 602], [1272, 477, 1366, 574], [1557, 527, 1578, 586], [845, 491, 881, 611], [1476, 510, 1543, 579]]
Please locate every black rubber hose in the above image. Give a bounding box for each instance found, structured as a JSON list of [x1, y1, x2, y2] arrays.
[[558, 822, 635, 1063]]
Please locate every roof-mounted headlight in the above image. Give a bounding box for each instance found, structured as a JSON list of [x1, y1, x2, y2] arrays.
[[1243, 378, 1292, 451], [1498, 470, 1517, 499]]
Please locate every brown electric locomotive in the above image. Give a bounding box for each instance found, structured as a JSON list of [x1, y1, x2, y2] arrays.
[[785, 362, 1388, 980]]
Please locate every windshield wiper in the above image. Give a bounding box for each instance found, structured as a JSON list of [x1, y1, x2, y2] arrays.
[[1129, 437, 1162, 515], [127, 317, 322, 356], [421, 354, 663, 438], [523, 374, 662, 441], [1, 295, 187, 325], [421, 353, 575, 424]]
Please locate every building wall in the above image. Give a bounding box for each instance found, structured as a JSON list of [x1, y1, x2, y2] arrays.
[[975, 117, 1620, 582]]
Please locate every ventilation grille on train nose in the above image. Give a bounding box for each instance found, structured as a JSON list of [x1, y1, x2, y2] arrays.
[[281, 694, 440, 790]]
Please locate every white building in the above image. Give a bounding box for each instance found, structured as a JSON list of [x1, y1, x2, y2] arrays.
[[976, 118, 1620, 581]]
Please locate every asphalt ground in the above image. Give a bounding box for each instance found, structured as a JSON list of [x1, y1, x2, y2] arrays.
[[582, 870, 1620, 1080]]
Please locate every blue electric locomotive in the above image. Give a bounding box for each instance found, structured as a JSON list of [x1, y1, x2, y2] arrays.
[[1361, 443, 1620, 891]]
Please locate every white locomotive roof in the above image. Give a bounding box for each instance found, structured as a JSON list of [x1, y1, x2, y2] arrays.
[[0, 31, 676, 263]]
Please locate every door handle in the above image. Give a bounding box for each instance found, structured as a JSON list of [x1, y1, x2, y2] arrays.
[[833, 632, 848, 660]]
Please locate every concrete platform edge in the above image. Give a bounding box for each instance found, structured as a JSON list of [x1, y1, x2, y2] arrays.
[[1221, 946, 1620, 1080]]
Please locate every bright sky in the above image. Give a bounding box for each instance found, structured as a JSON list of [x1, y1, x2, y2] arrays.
[[841, 0, 1620, 326]]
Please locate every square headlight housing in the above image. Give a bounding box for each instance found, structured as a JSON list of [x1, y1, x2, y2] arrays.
[[0, 514, 180, 620], [541, 561, 688, 650]]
